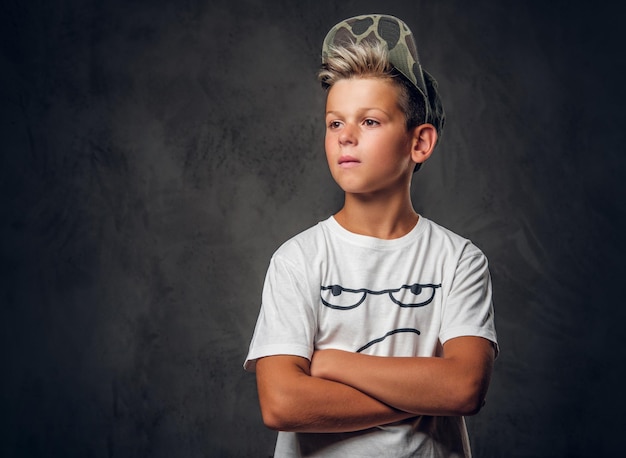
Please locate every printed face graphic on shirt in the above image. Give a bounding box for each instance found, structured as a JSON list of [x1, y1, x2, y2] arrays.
[[320, 283, 441, 309], [320, 282, 442, 353]]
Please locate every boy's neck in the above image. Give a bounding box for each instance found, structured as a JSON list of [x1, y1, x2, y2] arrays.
[[334, 192, 418, 240]]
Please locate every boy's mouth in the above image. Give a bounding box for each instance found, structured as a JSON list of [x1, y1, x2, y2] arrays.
[[338, 155, 360, 167]]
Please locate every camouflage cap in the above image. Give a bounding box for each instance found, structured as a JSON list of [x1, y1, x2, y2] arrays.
[[321, 14, 445, 136]]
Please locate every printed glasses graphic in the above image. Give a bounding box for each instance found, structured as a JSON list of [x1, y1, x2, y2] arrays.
[[320, 283, 441, 310]]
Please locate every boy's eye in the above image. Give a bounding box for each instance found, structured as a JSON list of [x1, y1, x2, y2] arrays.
[[328, 121, 342, 129], [364, 119, 379, 126]]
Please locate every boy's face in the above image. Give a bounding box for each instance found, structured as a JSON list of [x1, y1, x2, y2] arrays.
[[324, 78, 415, 196]]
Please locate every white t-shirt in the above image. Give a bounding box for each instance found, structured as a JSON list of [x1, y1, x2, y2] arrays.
[[244, 215, 498, 457]]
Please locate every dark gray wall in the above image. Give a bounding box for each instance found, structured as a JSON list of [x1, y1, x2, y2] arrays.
[[2, 0, 624, 456]]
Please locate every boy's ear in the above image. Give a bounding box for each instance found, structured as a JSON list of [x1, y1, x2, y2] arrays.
[[410, 123, 438, 165]]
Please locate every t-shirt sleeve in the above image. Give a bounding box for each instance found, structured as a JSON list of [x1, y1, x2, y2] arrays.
[[439, 244, 499, 356], [243, 251, 318, 372]]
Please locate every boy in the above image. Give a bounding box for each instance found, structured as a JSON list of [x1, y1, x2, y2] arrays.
[[244, 14, 498, 457]]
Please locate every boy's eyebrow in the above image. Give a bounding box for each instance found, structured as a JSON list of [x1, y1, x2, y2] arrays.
[[325, 108, 392, 117]]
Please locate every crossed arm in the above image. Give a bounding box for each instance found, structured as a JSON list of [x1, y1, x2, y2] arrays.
[[255, 336, 495, 433]]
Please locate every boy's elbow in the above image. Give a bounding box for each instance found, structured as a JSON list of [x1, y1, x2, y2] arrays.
[[451, 378, 489, 416], [260, 407, 285, 431], [261, 406, 306, 432], [256, 356, 314, 431], [259, 393, 302, 431], [455, 393, 485, 416]]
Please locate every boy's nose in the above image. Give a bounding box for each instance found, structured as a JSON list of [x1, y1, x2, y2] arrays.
[[339, 125, 357, 145]]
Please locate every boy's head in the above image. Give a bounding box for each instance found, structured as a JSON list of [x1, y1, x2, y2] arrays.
[[319, 15, 445, 170]]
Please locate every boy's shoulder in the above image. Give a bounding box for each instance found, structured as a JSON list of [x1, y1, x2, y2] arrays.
[[421, 216, 469, 242], [420, 216, 485, 256], [266, 218, 340, 277], [272, 217, 333, 258]]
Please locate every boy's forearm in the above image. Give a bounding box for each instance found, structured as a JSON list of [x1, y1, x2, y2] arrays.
[[256, 355, 414, 433], [310, 337, 494, 416]]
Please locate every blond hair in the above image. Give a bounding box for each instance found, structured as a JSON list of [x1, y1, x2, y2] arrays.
[[318, 42, 426, 130]]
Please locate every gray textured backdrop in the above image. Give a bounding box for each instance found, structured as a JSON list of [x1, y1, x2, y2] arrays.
[[2, 0, 625, 457]]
